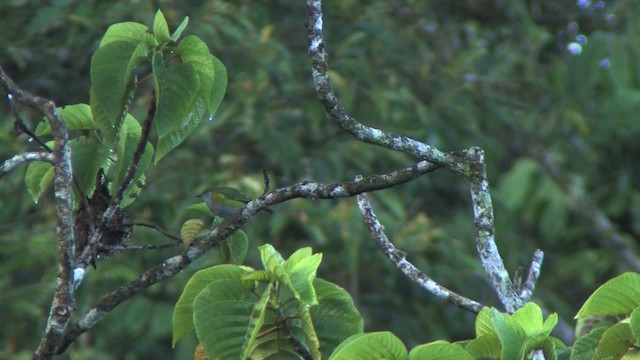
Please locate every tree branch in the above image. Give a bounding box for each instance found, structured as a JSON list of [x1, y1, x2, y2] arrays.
[[0, 152, 55, 178], [57, 161, 438, 351], [304, 0, 536, 313], [0, 65, 76, 360], [356, 189, 485, 313]]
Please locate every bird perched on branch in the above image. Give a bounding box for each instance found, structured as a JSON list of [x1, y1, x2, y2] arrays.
[[199, 186, 272, 219]]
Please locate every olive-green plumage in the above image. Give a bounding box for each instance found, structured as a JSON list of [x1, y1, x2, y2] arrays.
[[199, 186, 272, 218]]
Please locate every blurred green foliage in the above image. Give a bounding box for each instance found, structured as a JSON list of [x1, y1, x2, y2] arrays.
[[1, 0, 640, 358]]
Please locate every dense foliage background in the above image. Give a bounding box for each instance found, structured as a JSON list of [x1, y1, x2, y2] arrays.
[[1, 0, 639, 358]]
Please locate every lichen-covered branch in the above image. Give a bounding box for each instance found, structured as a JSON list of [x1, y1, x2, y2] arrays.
[[356, 190, 485, 313], [0, 152, 55, 177], [304, 0, 539, 313], [0, 66, 76, 360], [520, 249, 544, 302], [463, 147, 523, 312]]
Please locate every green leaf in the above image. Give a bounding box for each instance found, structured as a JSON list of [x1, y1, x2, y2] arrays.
[[193, 280, 257, 360], [631, 307, 640, 341], [70, 136, 109, 197], [180, 218, 204, 246], [99, 21, 157, 48], [90, 41, 148, 138], [295, 300, 322, 359], [258, 244, 285, 274], [465, 333, 502, 360], [225, 230, 249, 265], [210, 54, 227, 116], [151, 51, 202, 162], [409, 340, 474, 360], [492, 308, 527, 360], [571, 326, 607, 360], [172, 264, 252, 346], [152, 10, 171, 44], [35, 104, 96, 136], [285, 250, 323, 306], [576, 272, 640, 318], [311, 279, 363, 357], [176, 36, 227, 117], [154, 96, 206, 163], [111, 114, 153, 202], [171, 16, 189, 42], [240, 283, 273, 359], [25, 160, 54, 203], [329, 332, 407, 360], [476, 307, 497, 337], [510, 303, 553, 337], [595, 321, 635, 359]]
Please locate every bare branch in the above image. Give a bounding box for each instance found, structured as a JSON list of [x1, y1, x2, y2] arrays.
[[0, 152, 55, 177], [356, 190, 485, 313]]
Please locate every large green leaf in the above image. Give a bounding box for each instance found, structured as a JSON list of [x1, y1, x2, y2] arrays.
[[409, 340, 474, 360], [193, 280, 259, 360], [151, 51, 201, 162], [90, 41, 148, 139], [328, 332, 407, 360], [576, 272, 640, 318], [35, 104, 96, 136], [311, 279, 363, 358], [176, 36, 227, 119], [111, 114, 153, 202], [595, 321, 635, 359], [571, 325, 608, 360], [172, 264, 252, 346], [154, 96, 206, 163]]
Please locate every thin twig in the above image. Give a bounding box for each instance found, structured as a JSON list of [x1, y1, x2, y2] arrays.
[[113, 222, 182, 243]]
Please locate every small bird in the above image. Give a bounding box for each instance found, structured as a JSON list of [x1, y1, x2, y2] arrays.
[[199, 186, 272, 219]]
